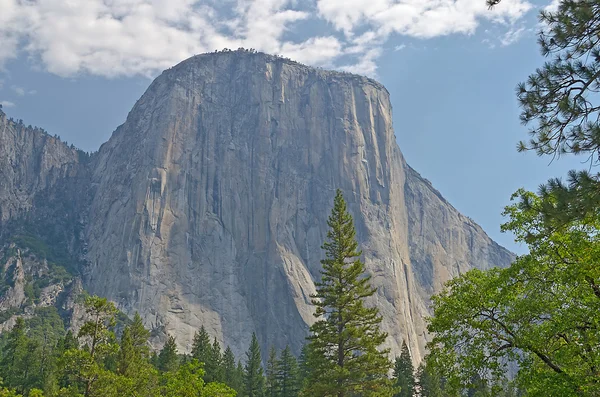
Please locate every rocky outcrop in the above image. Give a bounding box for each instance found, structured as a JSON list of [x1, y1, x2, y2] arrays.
[[80, 51, 513, 361], [0, 112, 85, 225]]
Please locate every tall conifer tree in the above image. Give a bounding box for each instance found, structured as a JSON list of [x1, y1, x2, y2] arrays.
[[393, 341, 415, 397], [303, 189, 393, 397], [158, 335, 179, 373], [277, 346, 300, 397], [244, 333, 265, 397], [266, 346, 279, 397], [191, 326, 212, 366]]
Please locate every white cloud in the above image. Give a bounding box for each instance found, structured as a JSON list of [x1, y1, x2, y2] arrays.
[[317, 0, 532, 38], [544, 0, 561, 13], [500, 26, 527, 46], [11, 86, 25, 96], [0, 0, 533, 78], [0, 100, 15, 108], [394, 44, 406, 51], [339, 48, 382, 77]]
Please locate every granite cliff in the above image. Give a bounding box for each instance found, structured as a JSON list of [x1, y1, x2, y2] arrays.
[[0, 51, 513, 363]]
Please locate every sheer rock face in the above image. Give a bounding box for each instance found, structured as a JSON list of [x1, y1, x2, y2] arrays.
[[83, 52, 513, 361], [0, 112, 83, 225]]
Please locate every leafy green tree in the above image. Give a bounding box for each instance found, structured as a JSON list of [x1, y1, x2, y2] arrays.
[[303, 190, 394, 397], [427, 188, 600, 396], [265, 347, 279, 397], [244, 333, 265, 397], [201, 381, 237, 397], [160, 359, 204, 397], [393, 342, 415, 397], [277, 346, 300, 397], [158, 335, 180, 373]]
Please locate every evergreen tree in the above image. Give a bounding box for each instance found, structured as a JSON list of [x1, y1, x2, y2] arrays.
[[415, 362, 442, 397], [277, 346, 300, 397], [303, 190, 394, 397], [191, 326, 211, 366], [393, 341, 415, 397], [207, 337, 225, 383], [244, 333, 265, 397], [61, 331, 79, 351], [297, 344, 310, 390], [0, 318, 41, 393], [150, 351, 160, 369], [223, 346, 241, 391], [235, 360, 246, 393], [266, 346, 279, 397], [77, 296, 118, 362], [65, 295, 119, 397], [158, 335, 179, 373], [487, 0, 600, 225]]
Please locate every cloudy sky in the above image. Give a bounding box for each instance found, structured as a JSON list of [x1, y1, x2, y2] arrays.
[[0, 0, 582, 253]]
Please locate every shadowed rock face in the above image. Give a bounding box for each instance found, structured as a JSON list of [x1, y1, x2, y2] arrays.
[[84, 51, 513, 361]]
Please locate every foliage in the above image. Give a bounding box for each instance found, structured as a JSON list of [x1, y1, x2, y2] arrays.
[[303, 190, 394, 397], [223, 346, 243, 393], [158, 335, 179, 373], [265, 347, 279, 397], [0, 295, 239, 396], [277, 346, 300, 397], [244, 333, 265, 397], [489, 0, 600, 224], [427, 188, 600, 396], [416, 361, 444, 397]]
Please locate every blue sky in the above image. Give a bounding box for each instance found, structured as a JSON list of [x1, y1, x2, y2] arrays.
[[0, 0, 583, 254]]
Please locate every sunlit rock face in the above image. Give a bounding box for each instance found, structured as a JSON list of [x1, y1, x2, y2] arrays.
[[0, 51, 513, 362]]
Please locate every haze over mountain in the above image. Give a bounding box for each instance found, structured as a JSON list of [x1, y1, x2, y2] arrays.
[[0, 50, 513, 361]]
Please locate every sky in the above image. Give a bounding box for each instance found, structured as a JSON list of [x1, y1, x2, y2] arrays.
[[0, 0, 586, 254]]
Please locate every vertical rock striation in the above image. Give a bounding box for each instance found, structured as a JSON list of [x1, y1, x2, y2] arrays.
[[82, 51, 513, 361]]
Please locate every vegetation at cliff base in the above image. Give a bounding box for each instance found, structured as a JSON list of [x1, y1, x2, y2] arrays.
[[0, 191, 411, 397]]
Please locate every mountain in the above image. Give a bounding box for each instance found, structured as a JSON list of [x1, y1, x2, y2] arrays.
[[0, 50, 513, 362]]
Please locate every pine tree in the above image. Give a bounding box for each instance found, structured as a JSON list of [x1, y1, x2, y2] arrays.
[[236, 360, 245, 393], [207, 337, 225, 383], [393, 341, 415, 397], [277, 346, 300, 397], [487, 0, 600, 225], [0, 318, 40, 393], [158, 335, 179, 372], [303, 189, 393, 397], [297, 344, 310, 390], [266, 346, 279, 397], [244, 333, 265, 397], [223, 346, 240, 391], [118, 327, 134, 376], [75, 295, 119, 397], [61, 331, 79, 351], [191, 326, 211, 365]]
